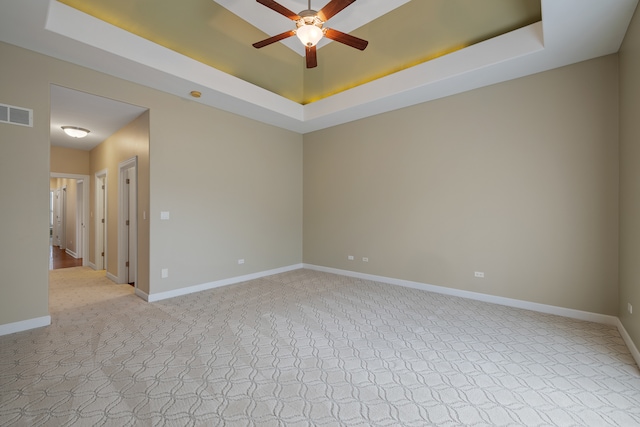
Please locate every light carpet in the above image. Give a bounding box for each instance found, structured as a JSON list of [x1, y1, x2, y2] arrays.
[[1, 267, 639, 426]]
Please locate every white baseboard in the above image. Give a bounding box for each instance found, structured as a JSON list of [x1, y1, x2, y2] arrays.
[[0, 315, 51, 336], [106, 272, 119, 283], [65, 248, 78, 259], [135, 288, 150, 301], [616, 319, 640, 370], [303, 264, 620, 326], [88, 262, 97, 270], [147, 264, 304, 303]]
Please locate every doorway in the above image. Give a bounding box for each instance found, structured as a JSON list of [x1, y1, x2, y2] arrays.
[[49, 84, 149, 296], [118, 157, 137, 287], [49, 174, 90, 270]]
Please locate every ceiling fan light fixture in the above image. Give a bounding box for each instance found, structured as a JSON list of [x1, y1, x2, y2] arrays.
[[61, 126, 90, 138], [296, 23, 324, 47]]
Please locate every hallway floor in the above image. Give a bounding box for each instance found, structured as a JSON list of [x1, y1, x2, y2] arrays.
[[49, 245, 83, 270]]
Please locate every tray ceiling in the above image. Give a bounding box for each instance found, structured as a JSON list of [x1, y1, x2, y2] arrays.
[[56, 0, 541, 104], [0, 0, 637, 134]]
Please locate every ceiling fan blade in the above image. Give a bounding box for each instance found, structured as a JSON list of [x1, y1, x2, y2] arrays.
[[324, 28, 368, 50], [317, 0, 355, 22], [253, 30, 296, 48], [256, 0, 301, 20], [306, 45, 317, 68]]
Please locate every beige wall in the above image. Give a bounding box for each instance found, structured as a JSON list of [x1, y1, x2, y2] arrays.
[[148, 97, 303, 293], [0, 44, 50, 326], [89, 111, 150, 292], [304, 55, 620, 316], [620, 4, 640, 351], [0, 41, 302, 328], [51, 146, 90, 175]]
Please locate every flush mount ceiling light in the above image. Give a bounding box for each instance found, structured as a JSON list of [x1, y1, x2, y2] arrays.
[[252, 0, 368, 68], [61, 126, 90, 138]]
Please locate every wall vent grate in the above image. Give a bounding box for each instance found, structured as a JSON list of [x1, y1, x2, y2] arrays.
[[0, 103, 33, 127]]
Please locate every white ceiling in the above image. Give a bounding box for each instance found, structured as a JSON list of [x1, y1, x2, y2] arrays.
[[0, 0, 638, 138], [50, 85, 147, 150]]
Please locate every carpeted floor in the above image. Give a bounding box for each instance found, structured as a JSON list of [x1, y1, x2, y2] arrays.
[[1, 267, 639, 426]]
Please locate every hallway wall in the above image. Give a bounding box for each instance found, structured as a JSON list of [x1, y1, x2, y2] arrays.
[[619, 1, 640, 352], [89, 111, 150, 292], [50, 146, 90, 175]]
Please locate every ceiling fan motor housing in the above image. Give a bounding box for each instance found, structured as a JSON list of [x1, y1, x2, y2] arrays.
[[296, 11, 323, 27]]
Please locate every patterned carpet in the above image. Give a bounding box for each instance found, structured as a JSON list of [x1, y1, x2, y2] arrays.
[[1, 267, 639, 426]]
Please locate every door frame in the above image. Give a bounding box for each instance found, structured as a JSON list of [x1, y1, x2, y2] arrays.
[[53, 187, 61, 247], [50, 173, 90, 265], [60, 185, 67, 250], [118, 157, 137, 288], [95, 170, 108, 271], [76, 179, 84, 259]]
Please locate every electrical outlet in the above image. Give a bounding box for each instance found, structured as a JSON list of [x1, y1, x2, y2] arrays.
[[474, 272, 484, 278], [362, 257, 369, 262], [629, 303, 633, 314], [161, 268, 169, 278], [238, 259, 245, 265], [348, 255, 354, 260]]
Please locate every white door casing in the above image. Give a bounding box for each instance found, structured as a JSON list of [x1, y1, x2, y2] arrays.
[[55, 187, 67, 249], [54, 188, 61, 247], [95, 170, 107, 271], [118, 157, 137, 286], [76, 180, 84, 262]]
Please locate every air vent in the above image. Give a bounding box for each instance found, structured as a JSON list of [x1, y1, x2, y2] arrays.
[[0, 103, 33, 127]]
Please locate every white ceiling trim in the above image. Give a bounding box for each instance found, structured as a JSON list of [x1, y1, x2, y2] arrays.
[[0, 0, 637, 134], [44, 1, 304, 122]]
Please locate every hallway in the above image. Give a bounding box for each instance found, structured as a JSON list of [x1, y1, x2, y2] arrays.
[[49, 245, 82, 270]]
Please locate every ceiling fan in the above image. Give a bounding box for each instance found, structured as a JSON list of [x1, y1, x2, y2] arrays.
[[252, 0, 369, 68]]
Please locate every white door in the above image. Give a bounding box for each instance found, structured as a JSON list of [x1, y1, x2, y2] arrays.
[[54, 189, 61, 247], [77, 180, 84, 260], [126, 167, 137, 284], [118, 158, 137, 286], [60, 186, 66, 250], [54, 187, 66, 248], [96, 173, 107, 270]]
